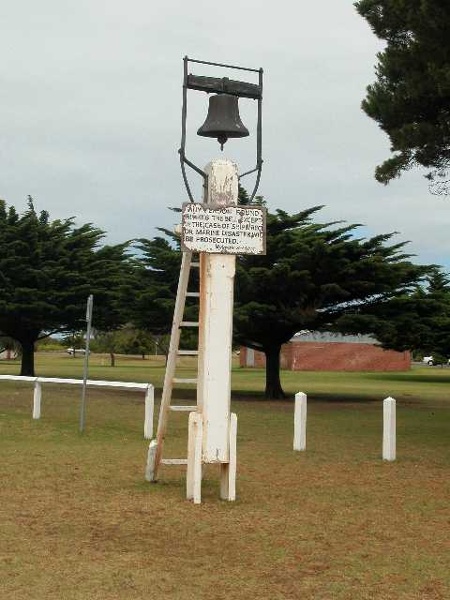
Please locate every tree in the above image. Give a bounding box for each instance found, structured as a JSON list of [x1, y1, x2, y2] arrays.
[[356, 0, 450, 189], [0, 198, 133, 376], [90, 325, 156, 365], [234, 207, 429, 398], [337, 267, 450, 357], [134, 203, 428, 399], [131, 233, 199, 352]]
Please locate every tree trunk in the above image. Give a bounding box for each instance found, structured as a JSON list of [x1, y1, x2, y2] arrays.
[[20, 339, 36, 377], [109, 352, 115, 367], [264, 344, 286, 399]]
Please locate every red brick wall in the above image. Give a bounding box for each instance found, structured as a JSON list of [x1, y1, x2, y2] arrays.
[[240, 342, 410, 371]]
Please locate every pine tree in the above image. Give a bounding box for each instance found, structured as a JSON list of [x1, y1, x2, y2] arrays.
[[356, 0, 450, 189], [234, 207, 429, 398], [0, 197, 132, 376]]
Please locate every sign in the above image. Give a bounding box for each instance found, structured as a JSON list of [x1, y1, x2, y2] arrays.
[[181, 203, 266, 255]]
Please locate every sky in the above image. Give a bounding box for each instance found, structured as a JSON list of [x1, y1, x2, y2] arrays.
[[1, 0, 449, 270]]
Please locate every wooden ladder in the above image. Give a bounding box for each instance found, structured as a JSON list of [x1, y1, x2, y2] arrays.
[[145, 251, 200, 481]]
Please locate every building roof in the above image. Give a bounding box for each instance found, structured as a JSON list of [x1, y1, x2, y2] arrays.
[[291, 331, 378, 345]]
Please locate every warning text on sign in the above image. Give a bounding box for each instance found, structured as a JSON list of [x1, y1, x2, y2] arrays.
[[181, 203, 266, 255]]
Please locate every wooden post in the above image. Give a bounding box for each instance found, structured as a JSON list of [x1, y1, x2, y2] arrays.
[[32, 380, 42, 419], [293, 392, 307, 451], [145, 440, 157, 482], [144, 385, 154, 439], [197, 159, 238, 465], [220, 413, 237, 501], [383, 396, 396, 461], [187, 412, 203, 504]]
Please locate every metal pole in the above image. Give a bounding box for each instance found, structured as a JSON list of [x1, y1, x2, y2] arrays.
[[79, 294, 93, 433]]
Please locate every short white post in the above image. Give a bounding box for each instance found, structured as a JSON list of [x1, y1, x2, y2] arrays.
[[33, 380, 42, 419], [293, 392, 307, 451], [144, 385, 154, 440], [383, 396, 396, 461], [145, 440, 157, 482], [186, 412, 203, 504], [220, 413, 237, 501]]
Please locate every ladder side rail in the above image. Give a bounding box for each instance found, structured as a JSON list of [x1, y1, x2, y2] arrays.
[[152, 250, 194, 478]]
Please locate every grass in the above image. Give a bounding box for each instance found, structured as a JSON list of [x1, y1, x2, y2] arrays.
[[1, 353, 449, 599]]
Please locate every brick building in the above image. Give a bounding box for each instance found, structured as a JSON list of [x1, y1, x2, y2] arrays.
[[240, 332, 410, 372]]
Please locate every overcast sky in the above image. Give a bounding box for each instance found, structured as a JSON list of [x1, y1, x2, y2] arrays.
[[1, 1, 448, 270]]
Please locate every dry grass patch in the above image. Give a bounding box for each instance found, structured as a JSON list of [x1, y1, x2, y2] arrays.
[[1, 369, 449, 599]]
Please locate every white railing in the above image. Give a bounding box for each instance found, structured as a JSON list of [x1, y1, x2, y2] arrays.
[[0, 374, 154, 439]]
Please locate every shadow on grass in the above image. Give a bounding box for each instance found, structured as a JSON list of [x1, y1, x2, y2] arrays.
[[365, 371, 450, 385], [230, 389, 381, 404]]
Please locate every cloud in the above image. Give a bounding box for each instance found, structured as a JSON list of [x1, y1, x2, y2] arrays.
[[0, 1, 448, 270]]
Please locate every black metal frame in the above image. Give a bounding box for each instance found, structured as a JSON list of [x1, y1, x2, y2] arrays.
[[179, 56, 263, 203]]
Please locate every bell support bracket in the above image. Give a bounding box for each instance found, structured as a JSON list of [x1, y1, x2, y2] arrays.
[[179, 56, 263, 203]]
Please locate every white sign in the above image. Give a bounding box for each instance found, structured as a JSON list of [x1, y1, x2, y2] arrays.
[[181, 203, 266, 255]]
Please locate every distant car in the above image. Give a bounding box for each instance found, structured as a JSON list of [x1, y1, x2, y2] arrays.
[[422, 355, 450, 366], [66, 347, 87, 356]]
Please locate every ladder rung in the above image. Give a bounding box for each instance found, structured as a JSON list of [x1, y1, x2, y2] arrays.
[[173, 378, 197, 384], [186, 292, 200, 297], [170, 405, 197, 412], [180, 321, 199, 327], [177, 350, 198, 356], [161, 458, 188, 465]]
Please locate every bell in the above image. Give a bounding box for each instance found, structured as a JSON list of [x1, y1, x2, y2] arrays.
[[197, 93, 249, 150]]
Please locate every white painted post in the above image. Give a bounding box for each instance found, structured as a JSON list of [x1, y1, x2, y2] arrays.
[[144, 385, 154, 440], [293, 392, 307, 451], [197, 159, 238, 464], [186, 412, 203, 504], [145, 440, 157, 482], [32, 380, 42, 419], [383, 396, 396, 461], [220, 413, 237, 501]]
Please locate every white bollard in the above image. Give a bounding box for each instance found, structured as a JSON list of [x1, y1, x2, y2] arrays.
[[144, 385, 154, 440], [145, 440, 157, 482], [383, 396, 396, 461], [220, 412, 237, 501], [293, 392, 307, 451], [186, 412, 203, 504], [33, 380, 42, 419]]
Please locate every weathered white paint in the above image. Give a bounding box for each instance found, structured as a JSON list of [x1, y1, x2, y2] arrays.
[[0, 374, 153, 436], [197, 159, 238, 464], [144, 385, 154, 440], [293, 392, 307, 451], [383, 396, 396, 461], [220, 412, 237, 501], [32, 381, 42, 419], [186, 411, 203, 504]]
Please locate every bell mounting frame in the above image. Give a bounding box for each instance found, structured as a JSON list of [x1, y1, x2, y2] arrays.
[[179, 56, 263, 203]]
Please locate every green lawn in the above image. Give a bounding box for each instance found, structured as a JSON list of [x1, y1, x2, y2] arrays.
[[1, 353, 449, 599]]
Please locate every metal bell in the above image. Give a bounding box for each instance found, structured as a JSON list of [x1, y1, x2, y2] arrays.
[[197, 93, 249, 150]]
